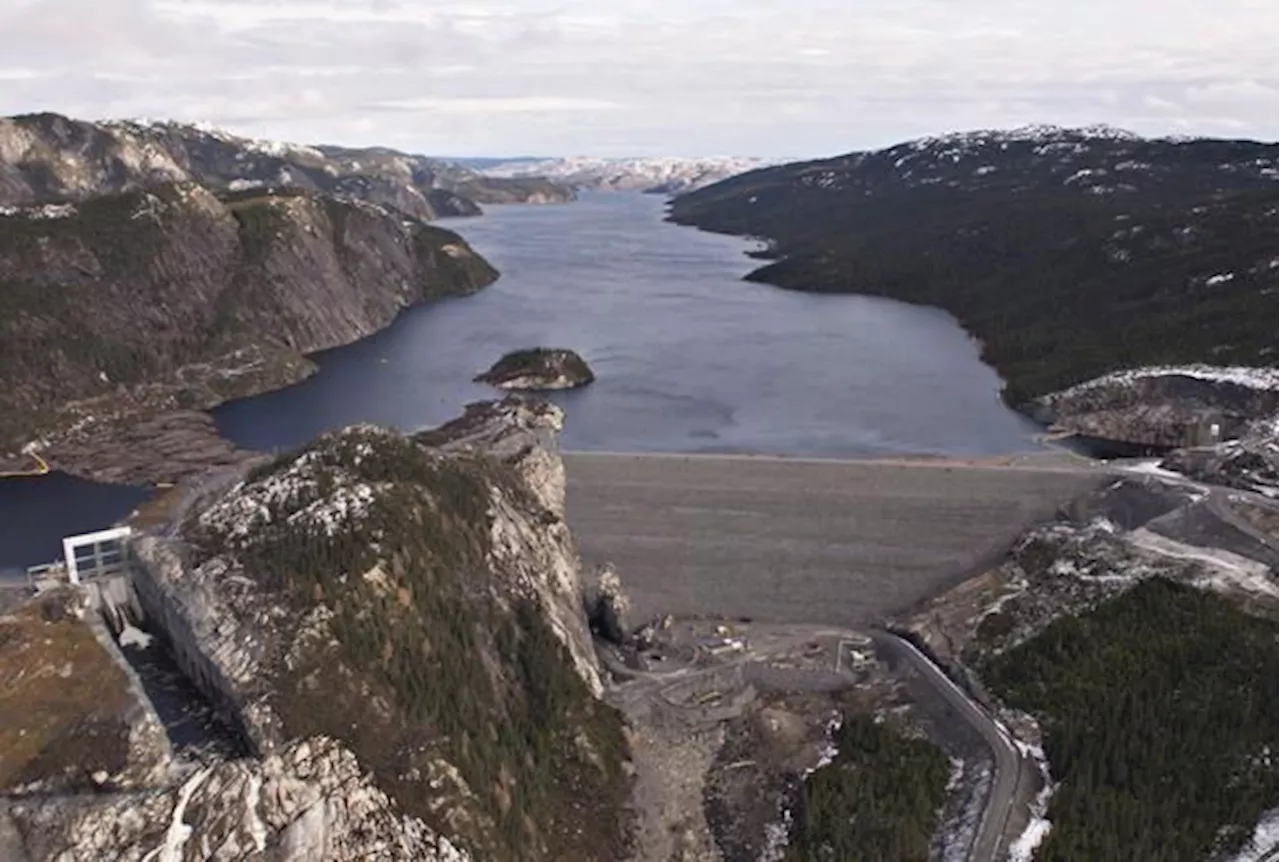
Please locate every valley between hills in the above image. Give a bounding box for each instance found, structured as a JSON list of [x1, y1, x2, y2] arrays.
[[0, 115, 1275, 862]]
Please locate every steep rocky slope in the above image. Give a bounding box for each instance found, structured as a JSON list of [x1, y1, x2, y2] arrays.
[[0, 112, 573, 220], [0, 182, 498, 479], [1032, 364, 1278, 462], [1, 398, 632, 861], [669, 125, 1278, 405], [479, 155, 771, 194]]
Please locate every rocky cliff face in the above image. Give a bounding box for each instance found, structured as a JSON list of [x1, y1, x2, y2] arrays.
[[1033, 365, 1278, 452], [0, 182, 497, 478], [5, 737, 472, 862], [0, 113, 573, 219], [2, 399, 631, 861]]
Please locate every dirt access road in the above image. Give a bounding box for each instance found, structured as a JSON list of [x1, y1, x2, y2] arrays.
[[563, 451, 1107, 627], [876, 631, 1035, 861]]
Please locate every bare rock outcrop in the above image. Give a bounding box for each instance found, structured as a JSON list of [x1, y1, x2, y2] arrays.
[[16, 398, 632, 861], [1032, 365, 1278, 452], [474, 347, 596, 391], [0, 112, 573, 218], [585, 563, 634, 645], [6, 736, 471, 862], [0, 184, 498, 479]]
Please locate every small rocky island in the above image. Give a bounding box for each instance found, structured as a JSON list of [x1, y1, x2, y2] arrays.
[[474, 347, 595, 391]]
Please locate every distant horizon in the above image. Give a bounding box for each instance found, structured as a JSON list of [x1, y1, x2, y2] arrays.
[[6, 109, 1277, 165]]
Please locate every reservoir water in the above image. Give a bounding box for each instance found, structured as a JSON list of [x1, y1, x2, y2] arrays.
[[215, 191, 1039, 455], [1, 191, 1041, 567]]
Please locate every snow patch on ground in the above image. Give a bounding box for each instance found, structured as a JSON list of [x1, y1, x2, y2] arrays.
[[979, 576, 1030, 620], [1048, 364, 1279, 399], [760, 712, 843, 861], [1122, 459, 1196, 481], [0, 202, 77, 219], [933, 756, 990, 862], [1007, 808, 1052, 862], [1119, 461, 1211, 499], [198, 428, 404, 545], [1127, 529, 1278, 597], [812, 714, 842, 771], [147, 766, 211, 862], [244, 773, 268, 853], [1007, 740, 1055, 862], [1049, 555, 1141, 584], [285, 482, 379, 537], [1223, 808, 1280, 862]]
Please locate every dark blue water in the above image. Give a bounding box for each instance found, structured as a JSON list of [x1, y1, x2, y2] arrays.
[[215, 191, 1039, 456], [0, 473, 149, 570], [0, 191, 1040, 568]]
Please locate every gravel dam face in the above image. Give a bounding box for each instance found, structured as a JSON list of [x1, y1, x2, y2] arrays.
[[563, 452, 1106, 626]]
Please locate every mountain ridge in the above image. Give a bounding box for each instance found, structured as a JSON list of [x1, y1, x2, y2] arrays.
[[0, 112, 575, 220], [0, 181, 498, 481], [478, 155, 773, 194], [669, 125, 1278, 405]]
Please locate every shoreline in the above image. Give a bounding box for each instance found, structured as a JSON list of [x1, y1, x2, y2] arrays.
[[0, 451, 49, 479]]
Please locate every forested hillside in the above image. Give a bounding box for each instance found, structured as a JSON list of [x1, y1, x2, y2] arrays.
[[983, 577, 1277, 861], [785, 713, 949, 861], [0, 183, 497, 450], [669, 126, 1278, 404]]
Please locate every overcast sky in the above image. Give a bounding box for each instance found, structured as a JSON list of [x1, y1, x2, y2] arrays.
[[2, 0, 1276, 157]]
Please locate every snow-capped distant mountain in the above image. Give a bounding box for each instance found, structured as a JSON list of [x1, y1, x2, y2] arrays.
[[0, 112, 574, 218], [478, 155, 773, 194]]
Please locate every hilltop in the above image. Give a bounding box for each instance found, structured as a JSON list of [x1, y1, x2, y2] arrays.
[[669, 125, 1278, 406], [2, 399, 633, 861], [0, 113, 573, 220], [0, 182, 497, 482], [478, 155, 771, 194]]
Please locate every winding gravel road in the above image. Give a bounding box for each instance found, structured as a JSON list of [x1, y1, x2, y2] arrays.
[[876, 632, 1035, 861]]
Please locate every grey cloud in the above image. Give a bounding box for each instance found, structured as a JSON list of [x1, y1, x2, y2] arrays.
[[0, 0, 1274, 157]]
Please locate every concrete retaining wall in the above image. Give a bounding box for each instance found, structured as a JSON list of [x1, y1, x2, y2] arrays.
[[81, 605, 175, 779], [127, 549, 260, 757]]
